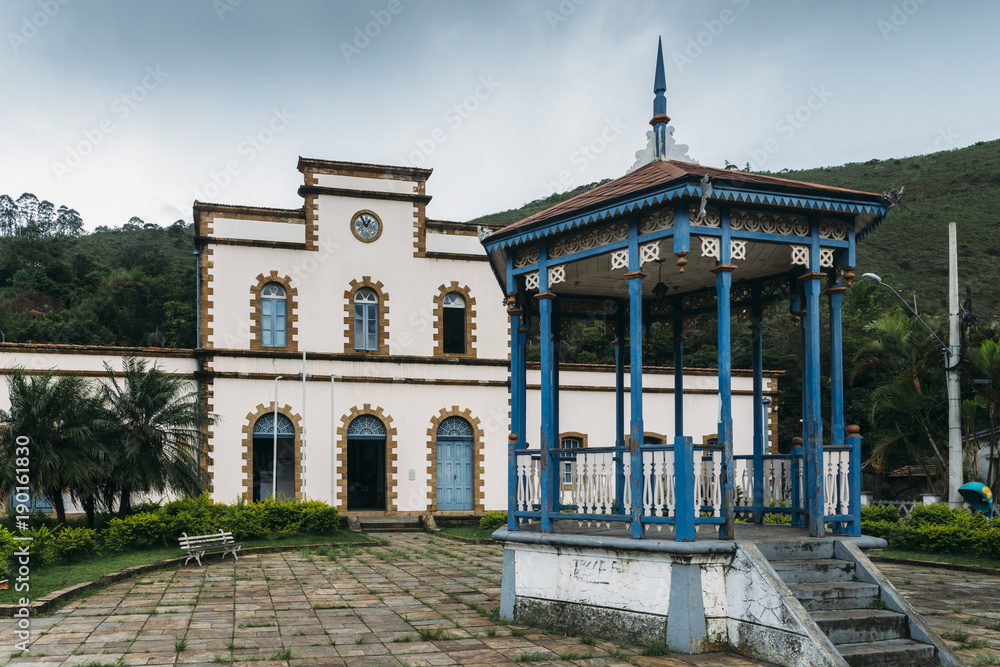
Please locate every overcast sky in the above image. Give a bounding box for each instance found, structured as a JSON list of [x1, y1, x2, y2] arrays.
[[2, 0, 999, 229]]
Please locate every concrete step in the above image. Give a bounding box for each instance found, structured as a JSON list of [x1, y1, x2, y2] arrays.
[[770, 558, 856, 584], [787, 581, 879, 611], [837, 638, 936, 667], [812, 609, 909, 645], [351, 516, 423, 532], [755, 539, 835, 561]]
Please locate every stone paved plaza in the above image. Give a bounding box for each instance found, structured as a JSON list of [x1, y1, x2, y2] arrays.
[[1, 533, 997, 666]]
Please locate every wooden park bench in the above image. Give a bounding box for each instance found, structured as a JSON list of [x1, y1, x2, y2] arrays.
[[178, 529, 243, 566]]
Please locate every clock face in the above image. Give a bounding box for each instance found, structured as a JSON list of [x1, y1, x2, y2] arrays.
[[352, 212, 380, 240]]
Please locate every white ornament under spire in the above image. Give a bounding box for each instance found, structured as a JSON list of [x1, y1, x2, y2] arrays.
[[628, 126, 697, 173]]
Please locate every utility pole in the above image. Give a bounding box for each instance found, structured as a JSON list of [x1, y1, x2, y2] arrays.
[[948, 222, 963, 507]]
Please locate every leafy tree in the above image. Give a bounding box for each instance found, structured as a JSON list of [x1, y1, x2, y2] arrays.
[[854, 311, 949, 488], [968, 337, 1000, 491], [96, 357, 212, 516], [0, 370, 104, 524]]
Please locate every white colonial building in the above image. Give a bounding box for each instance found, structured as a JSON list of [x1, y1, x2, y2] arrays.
[[0, 157, 777, 517]]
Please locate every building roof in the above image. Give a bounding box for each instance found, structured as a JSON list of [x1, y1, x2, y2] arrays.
[[495, 159, 885, 238]]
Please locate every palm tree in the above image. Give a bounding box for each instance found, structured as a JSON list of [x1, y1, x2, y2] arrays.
[[97, 357, 212, 516], [854, 311, 949, 491], [0, 369, 104, 524], [969, 338, 1000, 492]]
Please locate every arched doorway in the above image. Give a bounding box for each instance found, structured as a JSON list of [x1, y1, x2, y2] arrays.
[[436, 416, 474, 511], [347, 414, 387, 510], [252, 413, 295, 501]]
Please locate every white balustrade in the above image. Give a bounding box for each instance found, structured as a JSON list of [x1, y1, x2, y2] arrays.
[[823, 448, 851, 517], [640, 449, 676, 520], [515, 453, 540, 520]]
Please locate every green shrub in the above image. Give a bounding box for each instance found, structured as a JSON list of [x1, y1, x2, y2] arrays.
[[861, 505, 900, 524], [0, 527, 16, 580], [277, 522, 302, 539], [20, 525, 58, 566], [299, 501, 340, 535], [479, 510, 508, 531], [103, 512, 168, 552], [221, 505, 269, 541], [54, 526, 100, 562], [862, 519, 898, 539]]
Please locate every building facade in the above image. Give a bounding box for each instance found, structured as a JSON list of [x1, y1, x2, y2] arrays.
[[0, 157, 778, 516]]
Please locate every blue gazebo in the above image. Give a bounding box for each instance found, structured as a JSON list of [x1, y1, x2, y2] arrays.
[[481, 43, 891, 542]]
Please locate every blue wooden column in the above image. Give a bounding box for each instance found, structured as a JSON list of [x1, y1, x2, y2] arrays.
[[829, 262, 847, 450], [506, 256, 522, 532], [789, 292, 806, 527], [714, 210, 737, 540], [672, 296, 684, 440], [626, 217, 646, 539], [803, 217, 826, 538], [536, 246, 558, 533], [751, 281, 764, 523], [614, 305, 626, 513]]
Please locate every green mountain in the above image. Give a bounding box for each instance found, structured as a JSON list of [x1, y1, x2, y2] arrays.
[[469, 139, 1000, 319]]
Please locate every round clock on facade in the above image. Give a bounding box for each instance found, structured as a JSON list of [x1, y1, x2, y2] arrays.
[[351, 210, 382, 242]]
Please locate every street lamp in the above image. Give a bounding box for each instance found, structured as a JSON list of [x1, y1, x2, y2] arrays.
[[862, 272, 962, 506], [273, 376, 283, 500], [861, 273, 957, 368]]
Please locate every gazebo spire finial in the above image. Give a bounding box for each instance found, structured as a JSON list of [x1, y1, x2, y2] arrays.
[[651, 37, 670, 159]]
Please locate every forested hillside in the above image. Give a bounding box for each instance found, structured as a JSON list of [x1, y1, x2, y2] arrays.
[[0, 197, 196, 348]]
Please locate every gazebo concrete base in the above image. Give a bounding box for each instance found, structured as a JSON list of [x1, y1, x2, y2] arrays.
[[494, 526, 901, 666]]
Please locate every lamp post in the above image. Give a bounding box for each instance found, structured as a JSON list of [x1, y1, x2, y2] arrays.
[[273, 376, 283, 500], [862, 272, 962, 505]]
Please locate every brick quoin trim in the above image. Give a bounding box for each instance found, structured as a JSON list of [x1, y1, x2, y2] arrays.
[[432, 282, 477, 359], [425, 407, 486, 513], [343, 277, 390, 355], [249, 271, 299, 352], [336, 405, 398, 512], [240, 403, 304, 502]]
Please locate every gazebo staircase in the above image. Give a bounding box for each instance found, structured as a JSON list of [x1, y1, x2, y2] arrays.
[[758, 540, 953, 667]]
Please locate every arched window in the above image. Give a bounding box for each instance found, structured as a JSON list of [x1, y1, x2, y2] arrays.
[[252, 412, 295, 501], [261, 283, 287, 347], [436, 416, 474, 511], [354, 288, 378, 351], [347, 414, 387, 510], [561, 436, 583, 485], [442, 292, 466, 354]]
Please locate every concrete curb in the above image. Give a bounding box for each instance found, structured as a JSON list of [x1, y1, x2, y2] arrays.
[[870, 555, 1000, 577], [0, 538, 383, 617], [432, 531, 496, 545]]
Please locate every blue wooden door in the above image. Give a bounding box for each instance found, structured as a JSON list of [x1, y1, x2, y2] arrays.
[[436, 416, 474, 511]]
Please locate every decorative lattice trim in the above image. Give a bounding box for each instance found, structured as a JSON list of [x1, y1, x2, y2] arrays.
[[731, 240, 747, 262], [820, 248, 834, 268], [639, 209, 674, 235], [524, 271, 540, 290], [514, 246, 540, 268], [610, 248, 629, 270], [819, 218, 847, 240], [639, 241, 661, 266], [791, 246, 810, 267], [550, 222, 629, 259], [548, 265, 566, 285], [700, 237, 720, 260], [690, 204, 721, 228]]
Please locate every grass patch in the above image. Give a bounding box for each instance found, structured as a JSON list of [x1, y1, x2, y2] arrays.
[[272, 648, 294, 660], [392, 635, 413, 643], [437, 524, 496, 541], [0, 532, 376, 604], [512, 651, 550, 662], [641, 640, 671, 656], [417, 627, 447, 641], [970, 654, 1000, 666], [942, 629, 972, 642], [874, 549, 1000, 571]]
